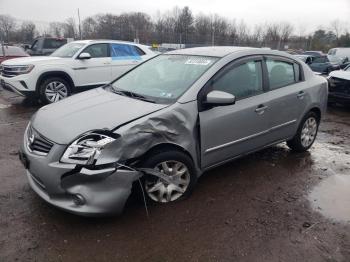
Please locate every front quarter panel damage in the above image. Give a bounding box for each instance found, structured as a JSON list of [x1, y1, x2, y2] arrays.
[[95, 101, 201, 173]]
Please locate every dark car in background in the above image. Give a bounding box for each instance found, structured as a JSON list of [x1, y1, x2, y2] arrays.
[[302, 51, 325, 57], [308, 55, 349, 74], [0, 45, 29, 63], [26, 37, 69, 56], [294, 54, 314, 65]]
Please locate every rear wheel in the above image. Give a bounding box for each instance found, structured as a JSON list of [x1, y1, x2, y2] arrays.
[[287, 111, 319, 152], [39, 77, 71, 104], [141, 150, 197, 203]]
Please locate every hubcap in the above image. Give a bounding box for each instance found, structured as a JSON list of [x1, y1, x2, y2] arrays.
[[301, 117, 317, 147], [145, 161, 190, 203], [45, 81, 68, 103]]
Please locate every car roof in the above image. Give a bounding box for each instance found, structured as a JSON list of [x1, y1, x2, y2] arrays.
[[167, 46, 258, 57], [71, 39, 149, 47]]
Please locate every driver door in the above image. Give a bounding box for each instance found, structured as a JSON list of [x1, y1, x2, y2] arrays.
[[73, 43, 112, 87], [199, 56, 272, 168]]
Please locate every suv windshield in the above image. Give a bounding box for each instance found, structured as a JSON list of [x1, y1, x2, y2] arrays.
[[110, 54, 218, 103], [50, 42, 85, 58]]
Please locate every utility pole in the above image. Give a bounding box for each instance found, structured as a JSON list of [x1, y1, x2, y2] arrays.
[[77, 8, 82, 40]]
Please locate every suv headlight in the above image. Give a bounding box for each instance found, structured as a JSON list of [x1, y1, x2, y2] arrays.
[[11, 64, 35, 74], [60, 132, 117, 165]]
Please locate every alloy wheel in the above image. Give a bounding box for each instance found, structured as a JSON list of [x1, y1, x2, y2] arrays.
[[45, 81, 68, 103], [301, 117, 317, 147], [145, 160, 191, 203]]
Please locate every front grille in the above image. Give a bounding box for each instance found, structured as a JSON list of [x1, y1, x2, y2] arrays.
[[329, 77, 350, 95], [1, 66, 21, 78], [27, 126, 54, 155]]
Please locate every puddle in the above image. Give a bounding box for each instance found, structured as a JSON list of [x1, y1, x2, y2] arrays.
[[309, 173, 350, 222]]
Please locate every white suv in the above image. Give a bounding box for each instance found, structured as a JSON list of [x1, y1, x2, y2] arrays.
[[0, 40, 156, 103]]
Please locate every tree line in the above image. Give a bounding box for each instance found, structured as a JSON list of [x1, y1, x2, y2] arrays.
[[1, 6, 349, 52]]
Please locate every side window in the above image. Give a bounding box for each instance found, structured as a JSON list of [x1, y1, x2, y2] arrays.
[[134, 46, 146, 56], [111, 44, 142, 59], [82, 44, 109, 58], [43, 39, 67, 49], [266, 59, 296, 90], [212, 60, 263, 100]]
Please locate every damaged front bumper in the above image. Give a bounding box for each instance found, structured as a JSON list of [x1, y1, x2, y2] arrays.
[[20, 140, 143, 216]]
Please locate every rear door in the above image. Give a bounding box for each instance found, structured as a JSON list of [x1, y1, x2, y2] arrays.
[[73, 43, 111, 87], [263, 56, 309, 141], [199, 56, 272, 168], [110, 43, 145, 80]]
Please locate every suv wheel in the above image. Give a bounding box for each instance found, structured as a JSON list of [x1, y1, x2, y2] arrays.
[[39, 77, 71, 104], [141, 150, 197, 203], [287, 111, 319, 152]]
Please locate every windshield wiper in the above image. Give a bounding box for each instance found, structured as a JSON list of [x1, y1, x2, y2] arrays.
[[112, 87, 156, 103]]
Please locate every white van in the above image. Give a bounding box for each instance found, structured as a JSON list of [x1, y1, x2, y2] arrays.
[[328, 48, 350, 59]]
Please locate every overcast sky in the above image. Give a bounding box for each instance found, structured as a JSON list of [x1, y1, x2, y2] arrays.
[[1, 0, 349, 34]]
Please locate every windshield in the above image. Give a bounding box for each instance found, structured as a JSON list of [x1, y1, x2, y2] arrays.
[[50, 42, 85, 58], [110, 54, 218, 103]]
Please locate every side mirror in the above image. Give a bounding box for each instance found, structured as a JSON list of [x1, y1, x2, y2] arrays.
[[204, 90, 236, 106], [78, 52, 91, 59]]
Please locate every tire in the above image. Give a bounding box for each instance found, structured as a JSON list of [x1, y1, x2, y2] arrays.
[[287, 111, 319, 152], [39, 77, 71, 104], [140, 150, 197, 204]]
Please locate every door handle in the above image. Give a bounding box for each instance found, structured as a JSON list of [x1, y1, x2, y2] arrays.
[[297, 91, 305, 99], [103, 62, 111, 65], [255, 104, 268, 114]]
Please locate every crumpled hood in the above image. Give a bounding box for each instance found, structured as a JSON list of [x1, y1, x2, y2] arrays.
[[2, 56, 61, 65], [32, 88, 168, 144], [329, 70, 350, 81]]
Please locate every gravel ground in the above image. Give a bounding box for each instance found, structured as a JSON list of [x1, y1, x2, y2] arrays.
[[0, 89, 349, 262]]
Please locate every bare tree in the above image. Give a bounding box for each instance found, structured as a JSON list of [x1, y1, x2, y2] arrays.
[[330, 19, 343, 44], [279, 22, 294, 49], [82, 16, 98, 39], [0, 14, 16, 43], [49, 22, 63, 37], [62, 18, 77, 38], [19, 22, 37, 42]]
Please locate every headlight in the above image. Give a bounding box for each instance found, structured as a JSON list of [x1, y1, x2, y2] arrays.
[[60, 132, 117, 165], [9, 65, 35, 74]]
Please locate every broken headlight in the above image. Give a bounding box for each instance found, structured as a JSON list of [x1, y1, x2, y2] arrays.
[[60, 132, 117, 165]]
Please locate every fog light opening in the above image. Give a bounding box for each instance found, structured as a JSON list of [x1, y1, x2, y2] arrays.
[[72, 194, 85, 206]]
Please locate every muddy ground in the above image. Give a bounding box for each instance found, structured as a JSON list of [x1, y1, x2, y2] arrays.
[[0, 89, 349, 262]]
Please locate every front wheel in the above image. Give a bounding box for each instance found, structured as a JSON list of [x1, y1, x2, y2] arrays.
[[287, 112, 319, 152], [141, 150, 197, 204], [39, 77, 71, 104]]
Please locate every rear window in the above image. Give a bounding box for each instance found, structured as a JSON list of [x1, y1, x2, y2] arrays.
[[43, 39, 67, 49], [266, 59, 297, 90]]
